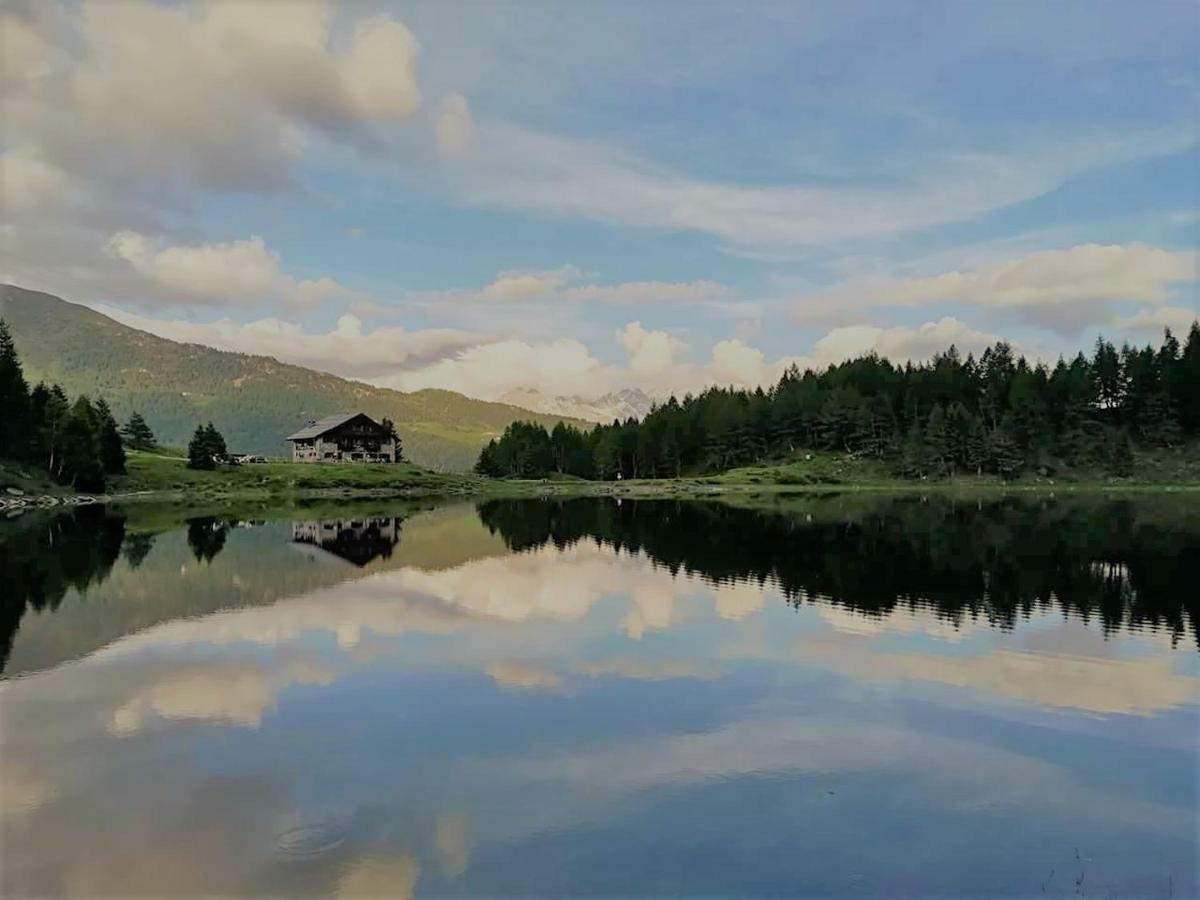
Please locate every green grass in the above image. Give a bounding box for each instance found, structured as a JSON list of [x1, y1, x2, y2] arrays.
[[111, 450, 480, 500], [7, 442, 1199, 507], [0, 459, 67, 496]]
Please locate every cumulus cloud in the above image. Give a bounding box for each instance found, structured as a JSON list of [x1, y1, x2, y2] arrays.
[[5, 0, 423, 197], [821, 244, 1197, 309], [95, 305, 481, 381], [0, 1, 429, 311], [803, 244, 1199, 333], [386, 337, 606, 398], [480, 266, 581, 302], [437, 93, 474, 156], [107, 232, 350, 309], [99, 302, 999, 402], [616, 322, 686, 377], [808, 317, 1004, 366], [1110, 306, 1199, 337]]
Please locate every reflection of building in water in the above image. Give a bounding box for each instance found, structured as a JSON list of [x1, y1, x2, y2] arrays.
[[292, 518, 402, 567]]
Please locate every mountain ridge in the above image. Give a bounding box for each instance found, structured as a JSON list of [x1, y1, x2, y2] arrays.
[[499, 386, 655, 423], [0, 284, 591, 471]]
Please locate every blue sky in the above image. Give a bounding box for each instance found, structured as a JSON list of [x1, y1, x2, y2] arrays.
[[2, 0, 1197, 400]]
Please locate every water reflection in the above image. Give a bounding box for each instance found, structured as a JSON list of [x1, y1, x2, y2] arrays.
[[1, 496, 1197, 898], [292, 517, 403, 567], [478, 496, 1200, 647]]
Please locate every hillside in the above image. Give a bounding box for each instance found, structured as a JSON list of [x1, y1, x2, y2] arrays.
[[0, 284, 591, 471]]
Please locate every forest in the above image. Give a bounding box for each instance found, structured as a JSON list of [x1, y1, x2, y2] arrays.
[[475, 323, 1200, 481], [0, 319, 169, 492]]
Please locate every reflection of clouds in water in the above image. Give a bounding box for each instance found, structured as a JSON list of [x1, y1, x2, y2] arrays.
[[571, 659, 719, 681], [335, 852, 421, 899], [436, 813, 473, 878], [98, 541, 767, 653], [486, 661, 562, 690], [109, 657, 335, 733], [816, 603, 992, 643], [471, 716, 1190, 839], [69, 537, 1197, 721], [715, 581, 766, 621], [797, 633, 1198, 715]]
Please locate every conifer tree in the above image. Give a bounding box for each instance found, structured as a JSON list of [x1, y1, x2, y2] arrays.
[[0, 319, 30, 459], [94, 399, 127, 474], [187, 425, 214, 470], [58, 397, 105, 491], [120, 411, 157, 451], [987, 419, 1024, 480], [202, 422, 227, 463]]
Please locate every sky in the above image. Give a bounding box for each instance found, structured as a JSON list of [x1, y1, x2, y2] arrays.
[[2, 0, 1198, 401]]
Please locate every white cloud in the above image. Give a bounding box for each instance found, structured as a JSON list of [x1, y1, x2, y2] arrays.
[[809, 317, 1004, 365], [95, 305, 481, 381], [107, 231, 350, 309], [479, 266, 581, 302], [437, 93, 474, 157], [0, 152, 71, 213], [338, 14, 423, 121], [815, 244, 1197, 311], [709, 339, 772, 387], [99, 303, 1002, 402], [1111, 306, 1199, 337], [616, 322, 686, 377], [467, 267, 734, 309], [387, 337, 606, 399], [563, 279, 735, 306], [457, 121, 1194, 250], [5, 0, 424, 196]]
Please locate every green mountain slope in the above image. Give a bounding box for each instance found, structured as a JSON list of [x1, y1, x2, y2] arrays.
[[0, 284, 590, 471]]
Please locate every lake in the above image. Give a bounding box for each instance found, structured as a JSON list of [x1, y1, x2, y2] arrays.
[[1, 494, 1197, 898]]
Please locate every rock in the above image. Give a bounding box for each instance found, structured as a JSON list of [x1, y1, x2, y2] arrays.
[[5, 487, 24, 496]]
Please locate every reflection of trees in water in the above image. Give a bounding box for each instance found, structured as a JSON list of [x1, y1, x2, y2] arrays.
[[476, 497, 1200, 649], [121, 532, 156, 569], [0, 507, 126, 673], [186, 517, 229, 564]]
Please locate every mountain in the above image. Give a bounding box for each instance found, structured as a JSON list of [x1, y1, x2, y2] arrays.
[[0, 284, 591, 471], [499, 387, 655, 424]]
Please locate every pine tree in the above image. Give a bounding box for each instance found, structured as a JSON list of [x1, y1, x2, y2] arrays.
[[41, 385, 70, 477], [187, 425, 214, 470], [202, 422, 227, 463], [120, 411, 157, 451], [94, 398, 126, 474], [380, 416, 403, 462], [0, 319, 30, 459], [898, 423, 931, 478], [474, 439, 502, 477], [987, 419, 1024, 480], [58, 397, 105, 492], [924, 404, 948, 476], [964, 415, 987, 475]]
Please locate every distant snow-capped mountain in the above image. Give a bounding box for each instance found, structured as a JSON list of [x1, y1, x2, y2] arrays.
[[500, 387, 655, 424]]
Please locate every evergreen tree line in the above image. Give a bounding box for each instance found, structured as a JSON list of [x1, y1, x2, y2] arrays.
[[0, 319, 141, 492], [476, 324, 1200, 480]]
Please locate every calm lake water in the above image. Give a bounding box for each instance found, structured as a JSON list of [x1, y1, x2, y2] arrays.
[[2, 495, 1197, 898]]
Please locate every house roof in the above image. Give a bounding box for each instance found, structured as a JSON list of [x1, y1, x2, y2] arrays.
[[286, 412, 378, 440]]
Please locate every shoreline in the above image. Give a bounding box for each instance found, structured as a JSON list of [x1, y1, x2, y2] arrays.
[[4, 475, 1198, 515]]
